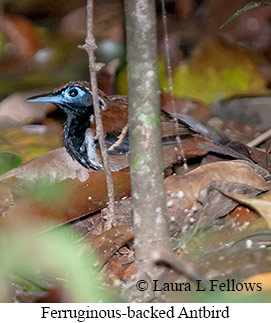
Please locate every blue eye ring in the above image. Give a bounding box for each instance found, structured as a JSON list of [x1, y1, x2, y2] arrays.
[[68, 89, 79, 97]]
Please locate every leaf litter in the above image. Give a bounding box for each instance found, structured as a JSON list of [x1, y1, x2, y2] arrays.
[[1, 0, 271, 302]]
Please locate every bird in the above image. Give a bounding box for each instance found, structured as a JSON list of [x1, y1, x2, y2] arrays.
[[26, 81, 240, 171]]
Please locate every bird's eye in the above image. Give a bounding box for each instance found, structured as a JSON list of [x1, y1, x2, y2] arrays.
[[68, 89, 78, 97]]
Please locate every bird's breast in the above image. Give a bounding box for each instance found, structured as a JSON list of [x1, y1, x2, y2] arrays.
[[83, 129, 104, 170]]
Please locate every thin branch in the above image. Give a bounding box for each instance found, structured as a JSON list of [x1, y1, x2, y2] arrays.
[[80, 0, 115, 225], [108, 124, 128, 151], [247, 128, 271, 147], [160, 0, 187, 170], [152, 248, 206, 282]]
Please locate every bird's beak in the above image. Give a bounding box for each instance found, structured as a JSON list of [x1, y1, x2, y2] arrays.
[[26, 92, 63, 105]]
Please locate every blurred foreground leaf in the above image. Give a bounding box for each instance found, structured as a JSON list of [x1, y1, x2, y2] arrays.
[[0, 152, 22, 175], [0, 224, 119, 302]]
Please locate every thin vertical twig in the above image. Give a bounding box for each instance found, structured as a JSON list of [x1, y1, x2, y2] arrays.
[[160, 0, 188, 170], [80, 0, 115, 225]]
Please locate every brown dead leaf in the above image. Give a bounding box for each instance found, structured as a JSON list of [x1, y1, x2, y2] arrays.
[[227, 142, 263, 164], [69, 213, 103, 239], [220, 190, 271, 229], [122, 262, 135, 281], [0, 149, 131, 231], [196, 138, 255, 163], [166, 160, 268, 212], [162, 136, 208, 168], [225, 206, 257, 225], [103, 253, 134, 283], [0, 171, 130, 231], [113, 161, 270, 234], [197, 181, 266, 229], [91, 226, 133, 266], [0, 14, 39, 57], [165, 160, 269, 232], [0, 148, 90, 183]]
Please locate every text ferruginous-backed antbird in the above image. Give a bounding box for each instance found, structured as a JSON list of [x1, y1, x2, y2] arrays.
[[26, 81, 223, 171]]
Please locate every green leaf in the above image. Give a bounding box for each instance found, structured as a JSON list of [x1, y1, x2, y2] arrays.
[[0, 226, 120, 302], [220, 2, 271, 29], [0, 152, 22, 175]]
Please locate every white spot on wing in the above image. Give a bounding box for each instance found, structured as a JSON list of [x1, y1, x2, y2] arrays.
[[99, 97, 106, 110]]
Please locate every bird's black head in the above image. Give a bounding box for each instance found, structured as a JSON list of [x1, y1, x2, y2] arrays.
[[26, 81, 105, 117]]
